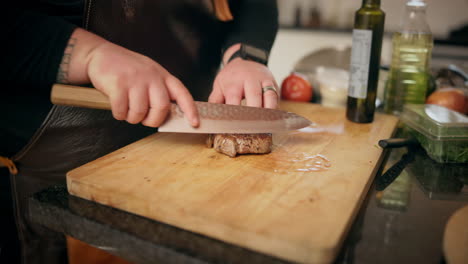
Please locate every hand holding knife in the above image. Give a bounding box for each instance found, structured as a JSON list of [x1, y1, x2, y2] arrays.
[[51, 84, 311, 134]]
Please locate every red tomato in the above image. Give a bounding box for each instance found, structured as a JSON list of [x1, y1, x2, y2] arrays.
[[281, 73, 313, 102]]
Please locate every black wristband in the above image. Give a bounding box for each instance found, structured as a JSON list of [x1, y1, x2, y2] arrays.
[[227, 49, 242, 63], [226, 44, 269, 65]]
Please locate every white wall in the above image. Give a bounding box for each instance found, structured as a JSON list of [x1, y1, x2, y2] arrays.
[[269, 29, 393, 89], [278, 0, 468, 38]]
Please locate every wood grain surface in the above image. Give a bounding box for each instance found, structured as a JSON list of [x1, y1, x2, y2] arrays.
[[67, 102, 398, 264]]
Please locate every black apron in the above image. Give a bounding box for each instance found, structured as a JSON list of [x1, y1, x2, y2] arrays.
[[10, 1, 227, 263]]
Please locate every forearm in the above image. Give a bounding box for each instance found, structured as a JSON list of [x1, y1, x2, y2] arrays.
[[2, 8, 77, 91], [56, 28, 107, 84], [222, 0, 279, 53]]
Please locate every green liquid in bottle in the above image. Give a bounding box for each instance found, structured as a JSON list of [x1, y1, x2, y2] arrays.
[[384, 32, 433, 114], [383, 0, 433, 115]]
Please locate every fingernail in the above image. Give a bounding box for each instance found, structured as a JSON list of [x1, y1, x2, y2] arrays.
[[191, 118, 200, 128]]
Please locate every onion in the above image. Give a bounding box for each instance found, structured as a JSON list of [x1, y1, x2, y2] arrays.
[[426, 87, 468, 114]]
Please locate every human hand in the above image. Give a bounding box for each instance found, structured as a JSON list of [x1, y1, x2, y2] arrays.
[[86, 41, 199, 128], [208, 58, 279, 109]]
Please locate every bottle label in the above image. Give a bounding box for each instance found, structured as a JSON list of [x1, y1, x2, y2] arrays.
[[348, 29, 372, 99]]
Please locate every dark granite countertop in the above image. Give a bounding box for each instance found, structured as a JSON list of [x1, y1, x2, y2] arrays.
[[29, 144, 468, 264]]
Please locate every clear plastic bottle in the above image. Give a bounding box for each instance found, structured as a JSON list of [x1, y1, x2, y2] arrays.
[[383, 0, 433, 115]]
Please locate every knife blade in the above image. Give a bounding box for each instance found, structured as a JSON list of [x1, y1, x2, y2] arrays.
[[51, 84, 312, 133]]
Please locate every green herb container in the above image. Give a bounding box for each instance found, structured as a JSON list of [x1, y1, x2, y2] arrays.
[[400, 104, 468, 163]]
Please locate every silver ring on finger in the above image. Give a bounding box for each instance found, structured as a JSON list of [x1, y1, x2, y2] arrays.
[[262, 85, 278, 96]]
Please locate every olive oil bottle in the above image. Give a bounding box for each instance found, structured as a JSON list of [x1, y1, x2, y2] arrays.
[[384, 0, 433, 115], [346, 0, 385, 123]]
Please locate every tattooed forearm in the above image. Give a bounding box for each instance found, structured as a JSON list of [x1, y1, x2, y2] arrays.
[[56, 38, 77, 84]]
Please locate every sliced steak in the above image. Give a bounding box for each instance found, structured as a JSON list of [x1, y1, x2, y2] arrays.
[[206, 134, 273, 158]]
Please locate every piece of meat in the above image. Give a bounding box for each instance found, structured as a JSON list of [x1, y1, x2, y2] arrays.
[[206, 134, 273, 158]]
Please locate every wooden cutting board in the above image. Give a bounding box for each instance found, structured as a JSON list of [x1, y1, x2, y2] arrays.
[[67, 102, 398, 264]]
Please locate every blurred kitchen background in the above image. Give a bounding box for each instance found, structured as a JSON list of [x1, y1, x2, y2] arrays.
[[270, 0, 468, 107], [277, 0, 467, 39]]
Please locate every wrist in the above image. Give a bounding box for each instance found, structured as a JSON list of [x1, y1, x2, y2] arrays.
[[59, 28, 107, 84], [222, 43, 241, 65], [223, 43, 269, 66]]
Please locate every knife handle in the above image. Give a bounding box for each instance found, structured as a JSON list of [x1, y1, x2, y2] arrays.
[[51, 84, 111, 110]]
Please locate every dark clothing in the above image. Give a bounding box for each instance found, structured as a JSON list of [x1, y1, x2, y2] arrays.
[[0, 168, 21, 264], [1, 1, 278, 264], [11, 105, 154, 264], [1, 0, 278, 157], [1, 0, 82, 158]]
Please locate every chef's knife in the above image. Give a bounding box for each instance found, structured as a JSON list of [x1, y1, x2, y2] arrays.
[[51, 84, 312, 133]]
